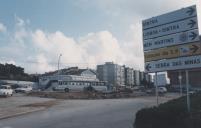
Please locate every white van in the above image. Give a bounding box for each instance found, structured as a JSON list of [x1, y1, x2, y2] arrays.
[[15, 85, 32, 93]]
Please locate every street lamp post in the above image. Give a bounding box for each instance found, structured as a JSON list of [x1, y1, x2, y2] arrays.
[[58, 54, 62, 76]]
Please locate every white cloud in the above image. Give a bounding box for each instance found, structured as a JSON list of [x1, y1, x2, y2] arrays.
[[32, 30, 85, 64], [2, 1, 201, 73], [27, 28, 144, 73], [0, 23, 7, 33], [25, 54, 55, 73], [31, 30, 137, 72], [15, 15, 26, 27], [13, 16, 30, 47], [79, 31, 124, 64], [72, 0, 201, 72], [0, 16, 147, 73], [75, 0, 201, 33]]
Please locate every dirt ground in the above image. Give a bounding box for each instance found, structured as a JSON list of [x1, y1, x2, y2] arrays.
[[0, 93, 57, 119], [20, 100, 59, 108], [27, 91, 145, 99]]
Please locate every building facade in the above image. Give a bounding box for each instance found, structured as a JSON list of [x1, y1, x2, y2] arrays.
[[125, 67, 135, 87], [154, 73, 170, 86], [134, 70, 140, 86], [39, 67, 105, 90], [168, 68, 201, 89], [97, 62, 125, 87]]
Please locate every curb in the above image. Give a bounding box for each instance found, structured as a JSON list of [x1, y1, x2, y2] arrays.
[[0, 108, 46, 120]]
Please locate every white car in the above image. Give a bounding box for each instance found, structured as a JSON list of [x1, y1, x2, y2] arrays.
[[158, 87, 167, 93], [0, 85, 13, 97], [15, 85, 32, 93]]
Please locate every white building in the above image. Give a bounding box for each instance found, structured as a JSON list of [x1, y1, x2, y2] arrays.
[[125, 67, 135, 87], [39, 67, 106, 90], [134, 70, 140, 86], [154, 73, 170, 86], [97, 62, 125, 87]]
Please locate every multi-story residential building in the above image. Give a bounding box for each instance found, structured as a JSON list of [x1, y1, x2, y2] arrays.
[[139, 71, 145, 83], [134, 70, 140, 86], [125, 67, 135, 87], [97, 62, 153, 88], [97, 62, 125, 87]]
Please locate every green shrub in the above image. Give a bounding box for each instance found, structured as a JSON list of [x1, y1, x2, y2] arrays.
[[134, 92, 201, 128]]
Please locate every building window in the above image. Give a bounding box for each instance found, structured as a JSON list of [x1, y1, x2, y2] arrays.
[[58, 81, 62, 85]]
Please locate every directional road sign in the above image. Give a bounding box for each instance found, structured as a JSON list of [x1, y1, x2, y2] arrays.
[[143, 29, 199, 51], [145, 55, 201, 72], [143, 17, 198, 40], [143, 5, 197, 29], [143, 5, 200, 73], [144, 42, 201, 62]]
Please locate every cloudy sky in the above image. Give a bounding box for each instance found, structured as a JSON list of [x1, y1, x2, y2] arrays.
[[0, 0, 200, 73]]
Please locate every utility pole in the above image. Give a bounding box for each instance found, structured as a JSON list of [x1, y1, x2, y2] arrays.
[[178, 71, 182, 96], [155, 72, 159, 106], [58, 54, 62, 81], [186, 70, 190, 112]]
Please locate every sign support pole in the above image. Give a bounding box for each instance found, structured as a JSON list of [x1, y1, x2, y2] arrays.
[[185, 70, 190, 112], [179, 71, 182, 96], [155, 72, 159, 106]]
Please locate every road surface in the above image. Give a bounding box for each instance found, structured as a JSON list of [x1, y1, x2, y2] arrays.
[[0, 97, 171, 128]]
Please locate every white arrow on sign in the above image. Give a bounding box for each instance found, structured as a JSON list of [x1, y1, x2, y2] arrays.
[[145, 55, 201, 73], [143, 29, 199, 51], [143, 5, 196, 29], [143, 17, 198, 40]]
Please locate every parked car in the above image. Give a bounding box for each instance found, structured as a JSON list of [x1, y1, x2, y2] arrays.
[[117, 87, 133, 93], [146, 87, 167, 94], [169, 86, 196, 94], [146, 88, 154, 94], [15, 85, 32, 93], [0, 85, 13, 97], [158, 87, 167, 94], [133, 86, 145, 92]]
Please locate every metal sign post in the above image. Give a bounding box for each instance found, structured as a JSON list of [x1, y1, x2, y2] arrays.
[[185, 70, 191, 112], [178, 71, 182, 96], [155, 72, 159, 106]]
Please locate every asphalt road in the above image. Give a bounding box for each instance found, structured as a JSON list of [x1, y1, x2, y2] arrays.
[[0, 97, 162, 128]]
